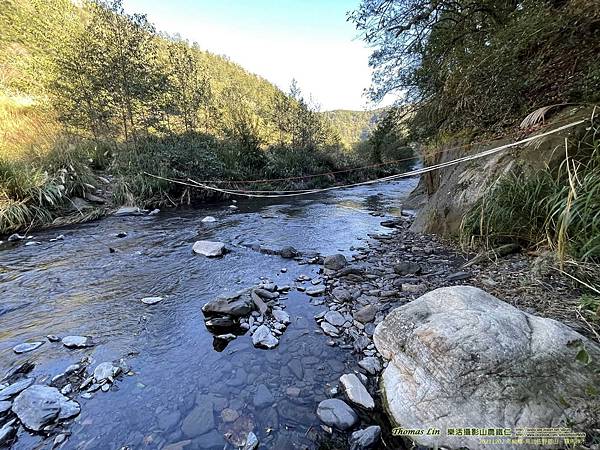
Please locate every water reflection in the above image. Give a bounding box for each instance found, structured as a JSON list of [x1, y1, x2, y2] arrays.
[[0, 179, 417, 449]]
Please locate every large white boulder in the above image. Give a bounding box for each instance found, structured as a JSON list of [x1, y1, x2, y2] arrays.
[[374, 286, 600, 450]]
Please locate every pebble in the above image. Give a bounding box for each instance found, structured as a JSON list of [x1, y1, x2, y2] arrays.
[[12, 342, 44, 354], [141, 296, 163, 305]]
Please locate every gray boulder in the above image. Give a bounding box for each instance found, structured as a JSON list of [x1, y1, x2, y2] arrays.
[[349, 425, 381, 450], [12, 385, 80, 431], [61, 335, 93, 348], [252, 325, 279, 349], [374, 286, 600, 450], [192, 240, 226, 257], [324, 254, 347, 270], [340, 374, 374, 410], [316, 399, 358, 430], [202, 290, 253, 317]]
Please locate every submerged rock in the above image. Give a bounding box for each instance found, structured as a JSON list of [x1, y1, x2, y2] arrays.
[[374, 286, 600, 450], [316, 399, 358, 431], [12, 342, 44, 354], [252, 325, 278, 349], [12, 385, 80, 431], [192, 240, 227, 257]]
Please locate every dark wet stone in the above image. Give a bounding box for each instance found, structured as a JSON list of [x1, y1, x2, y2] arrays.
[[324, 254, 347, 270], [205, 317, 236, 330], [279, 247, 300, 259], [393, 262, 421, 275], [0, 420, 17, 447], [253, 384, 274, 409], [446, 271, 471, 281], [353, 305, 378, 324], [277, 399, 313, 424], [353, 335, 370, 352], [202, 291, 252, 317]]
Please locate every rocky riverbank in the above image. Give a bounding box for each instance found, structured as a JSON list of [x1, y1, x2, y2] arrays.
[[307, 213, 600, 449]]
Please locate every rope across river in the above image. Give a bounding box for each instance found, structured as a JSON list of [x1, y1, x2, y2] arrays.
[[144, 118, 588, 199]]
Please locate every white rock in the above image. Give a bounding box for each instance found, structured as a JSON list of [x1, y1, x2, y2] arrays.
[[201, 216, 217, 223], [141, 296, 163, 305], [61, 335, 93, 348], [374, 286, 600, 450], [192, 240, 226, 257], [272, 309, 290, 325], [340, 373, 375, 410], [252, 325, 279, 349]]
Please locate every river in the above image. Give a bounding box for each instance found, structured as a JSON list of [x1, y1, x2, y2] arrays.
[[0, 177, 418, 449]]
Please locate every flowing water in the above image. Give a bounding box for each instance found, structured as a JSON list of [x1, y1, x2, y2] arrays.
[[0, 178, 418, 450]]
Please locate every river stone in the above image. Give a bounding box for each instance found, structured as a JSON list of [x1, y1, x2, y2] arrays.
[[353, 305, 378, 324], [0, 378, 35, 401], [324, 310, 346, 327], [93, 362, 120, 382], [340, 374, 374, 410], [358, 357, 382, 375], [141, 296, 163, 305], [201, 216, 217, 223], [279, 246, 299, 259], [374, 286, 600, 450], [181, 403, 214, 437], [392, 261, 421, 275], [320, 322, 339, 337], [316, 399, 358, 430], [324, 254, 347, 270], [12, 385, 80, 431], [62, 335, 93, 348], [349, 425, 381, 450], [0, 420, 16, 447], [306, 286, 326, 296], [254, 288, 279, 300], [252, 325, 278, 349], [0, 401, 11, 415], [331, 287, 352, 302], [203, 291, 252, 317], [12, 342, 44, 354], [272, 309, 290, 325], [114, 206, 142, 216], [253, 384, 274, 408], [192, 240, 226, 257], [244, 431, 259, 450]]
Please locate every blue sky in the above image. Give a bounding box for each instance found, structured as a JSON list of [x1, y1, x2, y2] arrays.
[[122, 0, 393, 111]]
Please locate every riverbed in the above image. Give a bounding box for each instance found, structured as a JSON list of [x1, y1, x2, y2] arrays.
[[0, 178, 418, 449]]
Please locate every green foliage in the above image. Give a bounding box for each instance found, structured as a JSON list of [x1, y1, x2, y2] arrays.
[[461, 121, 600, 262], [351, 0, 600, 139], [321, 109, 384, 149]]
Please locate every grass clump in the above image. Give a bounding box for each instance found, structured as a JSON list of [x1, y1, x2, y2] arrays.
[[461, 119, 600, 263]]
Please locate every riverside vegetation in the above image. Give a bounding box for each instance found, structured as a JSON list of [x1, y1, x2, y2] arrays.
[[351, 0, 600, 301], [0, 0, 413, 235]]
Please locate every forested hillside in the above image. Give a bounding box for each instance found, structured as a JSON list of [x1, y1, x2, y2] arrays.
[[0, 0, 410, 234], [321, 109, 385, 149], [352, 0, 600, 264]]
